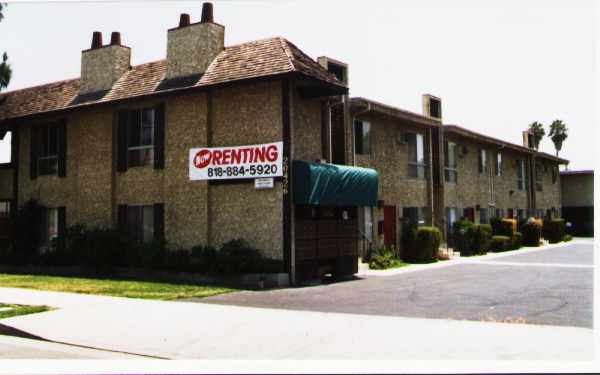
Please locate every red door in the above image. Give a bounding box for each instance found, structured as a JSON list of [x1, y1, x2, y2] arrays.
[[383, 206, 396, 248], [463, 207, 475, 222]]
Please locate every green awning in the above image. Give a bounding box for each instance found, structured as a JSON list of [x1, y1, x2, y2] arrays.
[[292, 160, 379, 207]]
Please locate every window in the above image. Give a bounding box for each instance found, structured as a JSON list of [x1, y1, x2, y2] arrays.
[[354, 120, 371, 155], [41, 207, 58, 248], [552, 165, 558, 184], [37, 124, 59, 176], [444, 141, 457, 183], [406, 132, 425, 179], [478, 149, 487, 174], [495, 208, 505, 219], [126, 205, 155, 243], [479, 208, 489, 224], [536, 163, 543, 192], [0, 201, 10, 218], [128, 108, 155, 168], [445, 207, 458, 243], [517, 209, 526, 219], [517, 159, 527, 191], [361, 206, 373, 242], [495, 153, 502, 176], [402, 207, 425, 227]]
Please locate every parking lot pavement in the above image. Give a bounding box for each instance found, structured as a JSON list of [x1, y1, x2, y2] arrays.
[[197, 240, 594, 328]]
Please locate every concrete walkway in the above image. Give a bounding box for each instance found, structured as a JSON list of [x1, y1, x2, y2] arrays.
[[0, 286, 594, 360]]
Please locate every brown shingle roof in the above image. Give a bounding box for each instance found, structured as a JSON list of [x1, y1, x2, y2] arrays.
[[0, 37, 344, 123]]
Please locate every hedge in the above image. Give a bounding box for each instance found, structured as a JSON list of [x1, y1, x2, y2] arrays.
[[1, 201, 283, 276], [490, 235, 511, 252], [490, 218, 516, 237], [510, 232, 523, 250], [521, 221, 542, 247], [544, 219, 566, 244], [403, 226, 440, 263], [452, 219, 474, 256], [472, 224, 492, 255]]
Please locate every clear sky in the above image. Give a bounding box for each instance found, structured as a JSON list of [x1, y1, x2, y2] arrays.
[[0, 0, 596, 170]]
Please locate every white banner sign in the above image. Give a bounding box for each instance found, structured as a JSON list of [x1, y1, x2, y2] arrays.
[[189, 142, 283, 181]]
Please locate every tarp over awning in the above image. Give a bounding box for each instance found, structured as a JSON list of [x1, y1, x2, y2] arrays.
[[292, 160, 379, 207]]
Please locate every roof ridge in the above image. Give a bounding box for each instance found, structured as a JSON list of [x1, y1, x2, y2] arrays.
[[277, 37, 296, 72]]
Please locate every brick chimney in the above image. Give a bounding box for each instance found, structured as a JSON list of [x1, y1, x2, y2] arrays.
[[522, 130, 535, 149], [166, 2, 225, 79], [422, 94, 442, 120], [80, 31, 131, 94]]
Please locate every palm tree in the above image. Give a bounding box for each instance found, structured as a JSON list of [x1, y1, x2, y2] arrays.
[[0, 3, 11, 92], [0, 52, 10, 91], [549, 120, 568, 157], [528, 121, 545, 150]]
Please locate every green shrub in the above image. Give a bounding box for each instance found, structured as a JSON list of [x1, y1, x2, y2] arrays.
[[452, 219, 474, 256], [2, 200, 45, 265], [563, 234, 573, 242], [403, 226, 440, 263], [544, 219, 566, 244], [368, 245, 398, 270], [472, 224, 492, 255], [521, 221, 542, 247], [214, 239, 262, 275], [490, 235, 511, 252], [509, 232, 523, 250], [190, 245, 218, 272]]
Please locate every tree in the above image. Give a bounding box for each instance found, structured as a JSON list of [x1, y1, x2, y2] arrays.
[[0, 3, 11, 92], [549, 120, 568, 157], [528, 121, 545, 150]]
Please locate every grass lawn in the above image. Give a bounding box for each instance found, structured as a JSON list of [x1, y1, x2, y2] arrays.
[[0, 274, 237, 300], [0, 303, 52, 319]]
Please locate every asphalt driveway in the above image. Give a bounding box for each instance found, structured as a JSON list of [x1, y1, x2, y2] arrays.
[[195, 240, 594, 328]]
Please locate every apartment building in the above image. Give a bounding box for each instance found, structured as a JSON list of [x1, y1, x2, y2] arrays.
[[0, 3, 569, 283], [350, 95, 567, 250]]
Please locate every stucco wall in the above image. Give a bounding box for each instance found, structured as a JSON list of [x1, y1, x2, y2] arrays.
[[443, 133, 530, 222], [208, 80, 283, 259], [533, 159, 562, 213], [18, 108, 114, 228], [293, 94, 322, 162], [561, 173, 593, 207]]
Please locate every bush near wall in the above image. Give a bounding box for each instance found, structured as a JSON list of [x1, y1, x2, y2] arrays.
[[471, 224, 492, 255], [490, 218, 516, 237], [403, 226, 441, 263], [452, 219, 474, 256], [0, 203, 282, 276], [490, 235, 512, 252], [510, 232, 523, 250], [543, 219, 566, 244], [521, 221, 542, 247]]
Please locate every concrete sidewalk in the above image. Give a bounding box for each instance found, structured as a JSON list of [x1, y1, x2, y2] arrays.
[[0, 287, 594, 360]]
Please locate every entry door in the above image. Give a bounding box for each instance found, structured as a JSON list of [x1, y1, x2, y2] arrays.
[[383, 206, 396, 248]]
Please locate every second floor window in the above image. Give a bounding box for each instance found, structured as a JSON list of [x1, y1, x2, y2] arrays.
[[406, 132, 425, 179], [517, 159, 527, 191], [478, 149, 487, 174], [444, 141, 457, 183], [495, 152, 502, 176], [117, 104, 165, 172], [37, 124, 58, 176], [128, 108, 155, 168], [354, 120, 371, 155], [536, 163, 543, 192]]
